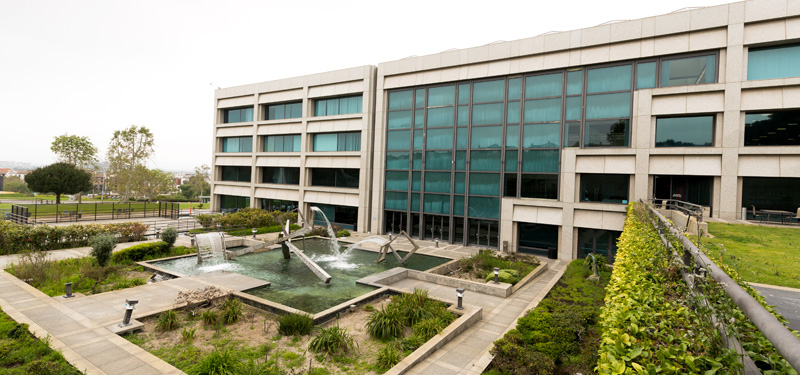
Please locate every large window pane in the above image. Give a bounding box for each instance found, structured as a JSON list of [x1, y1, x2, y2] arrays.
[[742, 177, 800, 212], [412, 171, 421, 191], [506, 125, 519, 149], [222, 137, 238, 152], [504, 174, 518, 197], [473, 80, 505, 103], [411, 193, 421, 212], [585, 119, 629, 147], [523, 123, 560, 148], [566, 70, 583, 95], [266, 102, 302, 120], [581, 174, 629, 203], [385, 192, 408, 210], [507, 101, 520, 124], [426, 151, 452, 170], [471, 126, 503, 149], [385, 171, 409, 191], [427, 107, 455, 127], [314, 95, 362, 116], [748, 44, 800, 80], [415, 89, 426, 108], [413, 151, 422, 169], [456, 127, 468, 149], [587, 65, 631, 93], [423, 194, 450, 214], [221, 166, 251, 182], [505, 150, 518, 172], [508, 78, 522, 100], [564, 122, 580, 147], [565, 96, 582, 121], [458, 84, 470, 105], [522, 150, 559, 173], [656, 116, 714, 147], [387, 130, 410, 150], [454, 172, 466, 194], [524, 98, 561, 123], [453, 195, 465, 216], [518, 223, 558, 255], [389, 90, 413, 110], [469, 173, 500, 196], [661, 55, 716, 87], [744, 111, 800, 146], [455, 150, 466, 170], [525, 73, 563, 98], [636, 62, 657, 89], [386, 152, 409, 169], [262, 167, 299, 185], [520, 174, 558, 199], [585, 92, 631, 119], [314, 133, 337, 151], [472, 103, 504, 125], [424, 172, 451, 193], [470, 150, 501, 171], [415, 109, 424, 128], [414, 130, 423, 150], [457, 106, 469, 126], [388, 110, 412, 129], [468, 197, 499, 219], [428, 86, 456, 107], [223, 107, 253, 123], [238, 137, 251, 152], [426, 128, 453, 149]]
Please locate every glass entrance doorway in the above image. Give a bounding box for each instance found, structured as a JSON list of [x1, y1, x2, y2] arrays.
[[384, 211, 408, 235], [423, 215, 450, 242]]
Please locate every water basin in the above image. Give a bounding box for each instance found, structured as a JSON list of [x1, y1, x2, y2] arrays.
[[150, 237, 449, 313]]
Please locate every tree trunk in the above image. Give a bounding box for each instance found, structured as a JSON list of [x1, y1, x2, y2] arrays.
[[55, 193, 61, 204], [76, 191, 82, 204]]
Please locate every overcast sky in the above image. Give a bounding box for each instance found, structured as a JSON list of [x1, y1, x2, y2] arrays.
[[0, 0, 734, 172]]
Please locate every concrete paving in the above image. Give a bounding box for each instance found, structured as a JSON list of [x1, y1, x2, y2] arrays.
[[751, 283, 800, 332]]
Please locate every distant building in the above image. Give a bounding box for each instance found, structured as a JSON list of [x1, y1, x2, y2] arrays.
[[212, 0, 800, 260]]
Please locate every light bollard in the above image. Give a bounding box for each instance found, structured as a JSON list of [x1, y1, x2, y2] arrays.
[[119, 299, 139, 327], [252, 228, 257, 239], [456, 288, 465, 310], [63, 282, 74, 298], [389, 233, 393, 241], [493, 267, 500, 284]]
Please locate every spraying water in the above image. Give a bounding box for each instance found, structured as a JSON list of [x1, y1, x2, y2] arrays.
[[310, 206, 339, 253], [312, 236, 390, 270]]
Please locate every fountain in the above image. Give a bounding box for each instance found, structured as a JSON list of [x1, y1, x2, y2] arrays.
[[195, 232, 227, 263], [310, 206, 339, 251]]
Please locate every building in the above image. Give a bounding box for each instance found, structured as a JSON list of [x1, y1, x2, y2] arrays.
[[212, 0, 800, 261]]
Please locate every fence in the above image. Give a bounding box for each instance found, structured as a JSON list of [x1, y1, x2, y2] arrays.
[[9, 201, 180, 224], [645, 201, 800, 372]]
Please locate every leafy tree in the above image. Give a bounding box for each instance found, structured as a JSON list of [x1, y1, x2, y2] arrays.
[[2, 176, 30, 194], [179, 165, 210, 200], [51, 134, 99, 203], [136, 167, 174, 202], [107, 126, 155, 202], [25, 163, 92, 204]]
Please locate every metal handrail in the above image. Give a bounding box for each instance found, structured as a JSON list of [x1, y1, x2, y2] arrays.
[[653, 198, 704, 222], [646, 202, 800, 371]]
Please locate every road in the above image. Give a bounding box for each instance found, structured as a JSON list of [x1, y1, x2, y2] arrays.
[[751, 283, 800, 332]]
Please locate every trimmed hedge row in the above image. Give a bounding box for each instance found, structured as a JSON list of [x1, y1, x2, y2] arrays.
[[596, 203, 740, 374], [196, 208, 298, 230], [110, 241, 195, 264], [0, 221, 148, 255], [226, 224, 302, 237]]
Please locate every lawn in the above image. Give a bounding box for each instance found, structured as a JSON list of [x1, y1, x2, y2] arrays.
[[15, 202, 175, 218], [0, 306, 82, 374], [702, 222, 800, 288]]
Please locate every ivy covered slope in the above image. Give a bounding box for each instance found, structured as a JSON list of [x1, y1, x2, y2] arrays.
[[596, 203, 741, 374], [0, 307, 82, 375]]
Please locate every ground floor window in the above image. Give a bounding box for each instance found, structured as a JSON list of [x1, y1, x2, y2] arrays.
[[517, 222, 558, 256], [311, 203, 358, 230], [260, 199, 297, 212], [742, 177, 800, 214], [580, 174, 629, 203], [577, 228, 620, 263], [653, 175, 712, 207], [219, 194, 250, 211]]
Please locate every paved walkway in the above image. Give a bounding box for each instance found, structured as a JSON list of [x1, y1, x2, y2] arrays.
[[750, 282, 800, 331], [382, 260, 567, 375]]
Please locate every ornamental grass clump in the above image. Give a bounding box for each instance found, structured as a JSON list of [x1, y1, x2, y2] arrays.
[[309, 324, 356, 357], [278, 313, 314, 336]]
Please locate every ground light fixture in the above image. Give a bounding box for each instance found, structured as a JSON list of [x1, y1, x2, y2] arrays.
[[252, 228, 257, 239], [216, 223, 221, 232], [456, 288, 465, 310], [119, 299, 139, 327], [493, 267, 500, 284], [63, 282, 74, 298]]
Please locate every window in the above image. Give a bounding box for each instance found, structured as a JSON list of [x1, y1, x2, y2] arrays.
[[656, 116, 714, 147], [261, 167, 299, 185], [260, 199, 298, 212], [520, 174, 558, 199], [220, 166, 251, 182], [266, 102, 302, 120], [221, 137, 253, 152], [580, 174, 629, 203], [660, 55, 716, 87], [744, 110, 800, 146], [748, 44, 800, 81], [311, 203, 358, 230], [314, 95, 362, 116], [518, 222, 559, 256], [219, 195, 249, 210], [310, 168, 359, 188], [742, 177, 800, 213], [313, 132, 361, 151], [578, 229, 621, 263], [653, 175, 712, 206], [223, 107, 253, 123], [264, 134, 301, 152]]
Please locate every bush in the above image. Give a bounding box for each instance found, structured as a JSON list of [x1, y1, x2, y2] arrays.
[[412, 318, 447, 341], [89, 233, 117, 267], [459, 250, 537, 285], [221, 298, 242, 325], [0, 221, 148, 255], [309, 324, 356, 356], [191, 349, 241, 375], [110, 241, 170, 263], [374, 343, 402, 373], [226, 224, 301, 237], [336, 229, 351, 237], [484, 269, 520, 284], [156, 310, 180, 332], [201, 310, 218, 327], [196, 208, 299, 230], [160, 227, 178, 248], [366, 305, 404, 341], [278, 313, 314, 336]]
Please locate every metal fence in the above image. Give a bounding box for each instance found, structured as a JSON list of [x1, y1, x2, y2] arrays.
[[8, 202, 180, 224], [645, 201, 800, 372]]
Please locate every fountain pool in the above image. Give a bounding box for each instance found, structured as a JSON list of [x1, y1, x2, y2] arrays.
[[149, 237, 449, 313]]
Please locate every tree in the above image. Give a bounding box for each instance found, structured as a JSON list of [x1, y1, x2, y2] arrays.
[[25, 163, 93, 204], [2, 176, 30, 194], [107, 125, 155, 202], [180, 165, 210, 200], [51, 134, 99, 203], [136, 167, 174, 202]]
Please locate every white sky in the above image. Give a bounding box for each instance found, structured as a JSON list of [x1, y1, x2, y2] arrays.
[[0, 0, 734, 172]]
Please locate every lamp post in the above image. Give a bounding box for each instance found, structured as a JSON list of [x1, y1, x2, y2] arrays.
[[119, 299, 139, 327], [456, 288, 465, 310], [493, 267, 500, 284], [252, 228, 257, 239]]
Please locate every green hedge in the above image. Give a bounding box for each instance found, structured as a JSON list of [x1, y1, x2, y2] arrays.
[[227, 224, 302, 237], [596, 203, 741, 374], [489, 259, 609, 374], [0, 307, 82, 374], [0, 221, 148, 255], [196, 208, 298, 230]]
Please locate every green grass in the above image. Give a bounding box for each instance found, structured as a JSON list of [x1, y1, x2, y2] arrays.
[[14, 202, 175, 217], [702, 222, 800, 288], [179, 203, 208, 209], [0, 306, 83, 374]]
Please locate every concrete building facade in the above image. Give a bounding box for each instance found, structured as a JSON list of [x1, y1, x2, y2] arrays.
[[213, 0, 800, 261]]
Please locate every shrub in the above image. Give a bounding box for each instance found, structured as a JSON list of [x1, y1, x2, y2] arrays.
[[278, 313, 314, 336], [366, 305, 403, 341], [484, 269, 520, 284], [374, 343, 402, 373], [191, 349, 241, 375], [181, 327, 195, 342], [226, 224, 301, 237], [160, 227, 178, 248], [155, 310, 180, 332], [336, 229, 351, 237], [201, 310, 218, 327], [221, 298, 242, 324], [89, 233, 117, 267], [412, 318, 447, 341], [110, 241, 170, 263], [309, 324, 356, 356], [0, 221, 149, 255]]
